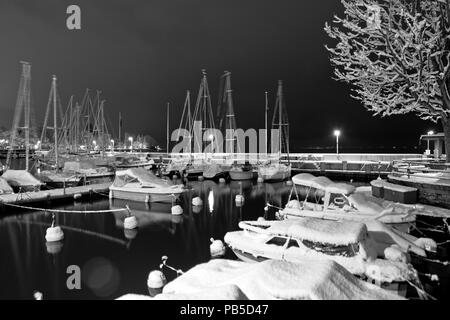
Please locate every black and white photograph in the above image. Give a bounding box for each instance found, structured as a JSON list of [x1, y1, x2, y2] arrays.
[[0, 0, 450, 306]]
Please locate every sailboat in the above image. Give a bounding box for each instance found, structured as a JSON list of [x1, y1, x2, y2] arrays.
[[37, 76, 81, 188], [1, 62, 44, 192], [185, 69, 217, 179], [163, 91, 192, 177], [258, 80, 291, 182]]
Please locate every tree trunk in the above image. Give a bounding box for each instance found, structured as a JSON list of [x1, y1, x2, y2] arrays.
[[442, 115, 450, 163]]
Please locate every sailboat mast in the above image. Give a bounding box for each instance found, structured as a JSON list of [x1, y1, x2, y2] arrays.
[[278, 80, 282, 158], [52, 75, 58, 172], [166, 102, 170, 154], [264, 91, 268, 156], [24, 66, 31, 171], [118, 112, 122, 147]]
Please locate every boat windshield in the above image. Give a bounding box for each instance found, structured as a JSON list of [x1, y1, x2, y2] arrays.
[[266, 236, 288, 246], [300, 239, 359, 257]]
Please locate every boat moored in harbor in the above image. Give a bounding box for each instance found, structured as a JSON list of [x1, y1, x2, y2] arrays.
[[109, 168, 185, 203], [225, 219, 419, 285]]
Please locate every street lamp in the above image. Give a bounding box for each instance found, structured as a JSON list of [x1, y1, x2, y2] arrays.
[[110, 139, 115, 152], [426, 130, 434, 153], [334, 130, 341, 155], [128, 137, 133, 152]]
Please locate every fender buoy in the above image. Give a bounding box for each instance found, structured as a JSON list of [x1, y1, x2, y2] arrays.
[[235, 194, 245, 203], [192, 197, 203, 206], [257, 177, 264, 183], [124, 216, 138, 229], [210, 238, 226, 258], [219, 178, 226, 183], [198, 176, 204, 181], [147, 270, 167, 289], [171, 205, 183, 215]]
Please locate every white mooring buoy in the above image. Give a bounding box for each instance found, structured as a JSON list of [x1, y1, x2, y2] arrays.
[[45, 225, 64, 242], [235, 194, 245, 203], [192, 197, 203, 206], [147, 270, 167, 290], [33, 291, 43, 300], [219, 178, 226, 183], [257, 217, 266, 222], [124, 216, 138, 229], [210, 238, 226, 258], [286, 180, 293, 186], [171, 205, 183, 215], [198, 175, 204, 181]]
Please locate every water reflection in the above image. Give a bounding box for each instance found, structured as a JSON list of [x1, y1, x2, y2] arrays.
[[0, 180, 293, 299]]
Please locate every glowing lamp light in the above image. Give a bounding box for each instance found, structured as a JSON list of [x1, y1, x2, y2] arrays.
[[427, 131, 434, 135], [334, 130, 341, 137]]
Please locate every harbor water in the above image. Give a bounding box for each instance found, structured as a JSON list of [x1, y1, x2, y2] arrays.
[[1, 173, 449, 300]]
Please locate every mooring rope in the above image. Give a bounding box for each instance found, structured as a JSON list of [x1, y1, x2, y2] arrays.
[[0, 202, 128, 214]]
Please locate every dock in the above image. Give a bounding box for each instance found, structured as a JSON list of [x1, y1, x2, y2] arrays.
[[0, 182, 111, 207]]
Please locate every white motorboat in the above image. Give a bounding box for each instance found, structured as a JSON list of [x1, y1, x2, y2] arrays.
[[109, 168, 185, 203], [279, 173, 416, 225], [225, 219, 419, 285], [258, 162, 291, 182]]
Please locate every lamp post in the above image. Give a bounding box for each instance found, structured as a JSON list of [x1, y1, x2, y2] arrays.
[[129, 137, 133, 152], [334, 130, 341, 155], [110, 139, 115, 152]]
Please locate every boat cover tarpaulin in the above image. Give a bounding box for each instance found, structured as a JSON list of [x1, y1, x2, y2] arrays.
[[155, 259, 404, 300], [1, 170, 43, 187], [0, 177, 13, 194], [239, 219, 366, 245], [292, 173, 355, 194], [113, 168, 173, 188]]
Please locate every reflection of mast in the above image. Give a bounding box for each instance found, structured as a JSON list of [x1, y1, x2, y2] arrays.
[[6, 61, 32, 170]]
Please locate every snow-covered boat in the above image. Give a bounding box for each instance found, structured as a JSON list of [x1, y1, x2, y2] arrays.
[[38, 170, 82, 189], [229, 163, 254, 180], [225, 219, 418, 284], [279, 173, 416, 224], [257, 162, 291, 182], [62, 160, 115, 184], [118, 258, 404, 300], [184, 162, 208, 179], [113, 154, 155, 170], [203, 163, 229, 180], [1, 170, 44, 192], [0, 177, 13, 194], [109, 168, 185, 203]]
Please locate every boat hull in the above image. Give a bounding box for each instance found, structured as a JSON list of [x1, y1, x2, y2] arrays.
[[229, 170, 254, 181], [109, 187, 182, 203], [258, 170, 291, 182], [280, 207, 416, 224]]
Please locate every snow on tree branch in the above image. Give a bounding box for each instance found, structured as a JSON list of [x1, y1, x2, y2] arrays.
[[325, 0, 450, 122]]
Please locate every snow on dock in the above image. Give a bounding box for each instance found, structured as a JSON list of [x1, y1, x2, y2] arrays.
[[0, 183, 111, 206]]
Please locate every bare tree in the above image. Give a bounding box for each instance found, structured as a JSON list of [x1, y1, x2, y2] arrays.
[[325, 0, 450, 160]]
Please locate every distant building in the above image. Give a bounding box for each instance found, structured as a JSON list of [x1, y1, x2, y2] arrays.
[[420, 132, 445, 159]]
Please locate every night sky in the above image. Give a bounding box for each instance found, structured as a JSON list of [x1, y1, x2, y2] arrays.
[[0, 0, 436, 152]]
